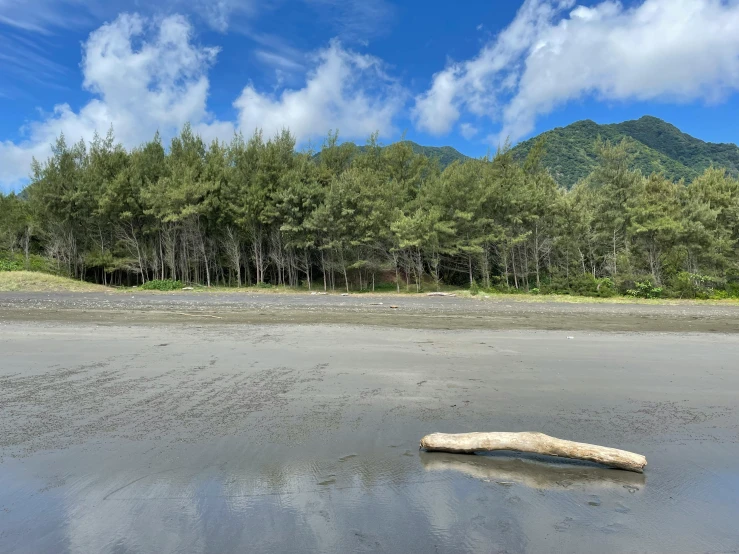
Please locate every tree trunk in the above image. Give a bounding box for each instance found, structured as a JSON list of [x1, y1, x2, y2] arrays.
[[648, 236, 661, 285], [252, 227, 266, 284], [503, 249, 510, 288], [534, 224, 540, 288], [303, 250, 312, 290], [420, 432, 647, 473], [612, 228, 618, 277], [392, 251, 400, 293], [23, 226, 31, 270], [321, 250, 327, 291]]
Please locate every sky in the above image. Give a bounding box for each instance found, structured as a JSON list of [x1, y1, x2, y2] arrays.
[[2, 0, 739, 191]]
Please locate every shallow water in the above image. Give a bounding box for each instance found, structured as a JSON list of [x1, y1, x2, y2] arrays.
[[1, 324, 738, 553]]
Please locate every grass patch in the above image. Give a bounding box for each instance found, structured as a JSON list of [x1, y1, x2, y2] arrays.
[[0, 271, 108, 292], [475, 291, 739, 305], [139, 279, 183, 291]]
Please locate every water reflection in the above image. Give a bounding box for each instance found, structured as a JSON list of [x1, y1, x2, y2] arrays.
[[8, 443, 733, 554], [420, 451, 646, 490]]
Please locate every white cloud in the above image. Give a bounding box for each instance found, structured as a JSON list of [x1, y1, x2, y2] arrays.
[[0, 15, 407, 190], [235, 40, 406, 142], [0, 0, 255, 33], [0, 13, 231, 189], [303, 0, 394, 40], [459, 123, 478, 140], [180, 0, 257, 32], [0, 0, 96, 33], [413, 0, 739, 144], [254, 50, 305, 72]]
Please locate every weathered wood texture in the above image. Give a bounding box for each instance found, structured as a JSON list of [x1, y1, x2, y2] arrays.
[[420, 432, 647, 473]]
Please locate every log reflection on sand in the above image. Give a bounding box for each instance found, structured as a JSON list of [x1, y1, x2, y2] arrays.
[[420, 452, 646, 490]]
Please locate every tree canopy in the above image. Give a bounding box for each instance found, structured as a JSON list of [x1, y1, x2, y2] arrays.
[[2, 126, 739, 298]]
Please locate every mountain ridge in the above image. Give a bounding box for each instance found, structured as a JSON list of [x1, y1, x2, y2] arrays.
[[510, 115, 739, 187], [315, 116, 739, 188]]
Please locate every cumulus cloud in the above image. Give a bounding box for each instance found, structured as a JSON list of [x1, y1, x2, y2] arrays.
[[235, 40, 406, 142], [0, 13, 231, 189], [0, 14, 407, 190], [413, 0, 739, 144]]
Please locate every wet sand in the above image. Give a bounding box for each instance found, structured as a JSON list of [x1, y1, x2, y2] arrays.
[[1, 296, 739, 552]]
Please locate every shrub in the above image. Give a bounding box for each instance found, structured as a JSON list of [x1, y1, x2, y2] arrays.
[[626, 280, 663, 299], [0, 254, 52, 273], [724, 272, 739, 298], [370, 281, 398, 292], [671, 272, 724, 299], [469, 279, 479, 296], [0, 259, 23, 271], [540, 275, 616, 297], [139, 279, 183, 291], [710, 289, 730, 300]]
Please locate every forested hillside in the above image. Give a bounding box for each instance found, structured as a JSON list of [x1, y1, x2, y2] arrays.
[[312, 116, 739, 189], [511, 116, 739, 188], [2, 126, 739, 298], [314, 140, 468, 169]]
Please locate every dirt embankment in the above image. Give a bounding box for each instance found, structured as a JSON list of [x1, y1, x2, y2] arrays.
[[0, 271, 108, 293]]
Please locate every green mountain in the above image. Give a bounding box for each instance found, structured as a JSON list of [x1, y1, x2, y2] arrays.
[[511, 116, 739, 188], [401, 142, 469, 167], [314, 117, 738, 188], [313, 140, 468, 168]]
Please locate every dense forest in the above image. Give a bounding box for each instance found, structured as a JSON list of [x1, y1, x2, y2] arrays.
[[1, 124, 739, 298]]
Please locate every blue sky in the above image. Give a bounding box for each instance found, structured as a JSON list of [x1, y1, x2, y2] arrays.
[[2, 0, 739, 191]]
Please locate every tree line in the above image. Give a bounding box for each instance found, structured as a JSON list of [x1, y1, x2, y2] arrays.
[[1, 125, 738, 298]]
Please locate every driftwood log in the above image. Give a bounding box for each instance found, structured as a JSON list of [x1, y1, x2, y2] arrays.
[[420, 432, 647, 473]]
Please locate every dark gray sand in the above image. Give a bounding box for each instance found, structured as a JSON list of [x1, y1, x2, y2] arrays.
[[1, 296, 739, 552], [3, 290, 739, 332]]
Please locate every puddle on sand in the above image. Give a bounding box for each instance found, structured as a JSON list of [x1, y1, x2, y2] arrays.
[[1, 442, 738, 554]]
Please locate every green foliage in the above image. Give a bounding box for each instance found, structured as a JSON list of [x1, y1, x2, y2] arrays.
[[314, 140, 468, 169], [4, 117, 738, 300], [469, 279, 480, 295], [0, 254, 49, 273], [139, 279, 183, 291], [626, 281, 663, 299], [512, 116, 739, 188], [726, 273, 739, 298], [0, 259, 23, 271], [671, 272, 725, 299], [541, 276, 616, 298]]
